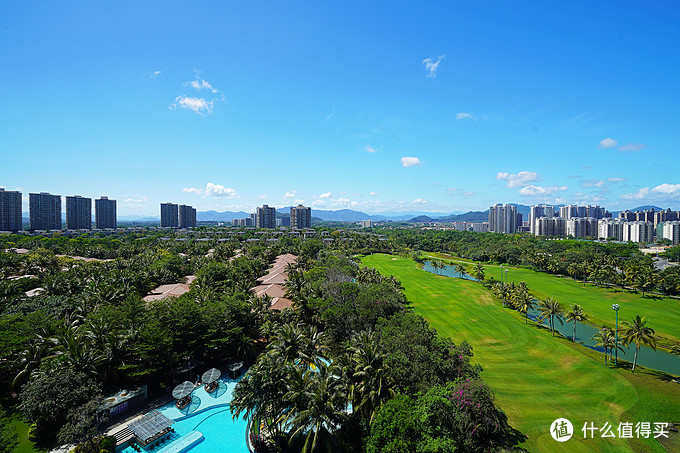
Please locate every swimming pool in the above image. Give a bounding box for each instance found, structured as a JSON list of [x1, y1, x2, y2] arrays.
[[117, 376, 249, 453]]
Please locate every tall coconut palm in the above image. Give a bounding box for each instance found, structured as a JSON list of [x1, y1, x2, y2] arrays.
[[591, 328, 613, 365], [621, 315, 657, 372], [455, 262, 468, 280], [473, 262, 485, 281], [565, 304, 588, 342], [284, 362, 349, 453], [538, 298, 564, 336], [349, 332, 395, 423], [513, 288, 536, 324]]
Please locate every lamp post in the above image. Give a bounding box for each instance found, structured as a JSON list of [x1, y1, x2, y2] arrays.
[[505, 269, 509, 284], [612, 304, 620, 366]]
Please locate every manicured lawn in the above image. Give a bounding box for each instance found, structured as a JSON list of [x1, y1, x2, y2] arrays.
[[363, 254, 680, 453], [2, 409, 44, 453], [423, 252, 680, 345]]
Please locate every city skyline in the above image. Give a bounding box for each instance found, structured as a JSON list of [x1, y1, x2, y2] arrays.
[[1, 2, 679, 216]]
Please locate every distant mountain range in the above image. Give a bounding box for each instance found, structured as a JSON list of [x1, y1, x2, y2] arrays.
[[19, 205, 669, 226]]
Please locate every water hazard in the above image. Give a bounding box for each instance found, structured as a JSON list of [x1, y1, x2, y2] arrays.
[[424, 260, 680, 377]]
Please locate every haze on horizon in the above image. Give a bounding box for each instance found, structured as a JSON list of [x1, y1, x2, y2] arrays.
[[1, 1, 678, 216]]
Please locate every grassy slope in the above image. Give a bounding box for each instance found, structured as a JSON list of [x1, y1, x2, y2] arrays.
[[2, 410, 44, 453], [423, 252, 680, 345], [363, 254, 680, 453]]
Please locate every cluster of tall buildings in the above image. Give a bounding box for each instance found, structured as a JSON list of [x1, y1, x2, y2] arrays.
[[160, 203, 197, 228], [0, 189, 117, 232], [488, 204, 522, 234], [232, 204, 312, 229]]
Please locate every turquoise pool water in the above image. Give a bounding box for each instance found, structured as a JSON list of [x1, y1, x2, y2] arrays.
[[117, 376, 249, 453]]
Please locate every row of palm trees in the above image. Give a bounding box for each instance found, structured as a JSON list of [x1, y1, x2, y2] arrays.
[[429, 259, 486, 282], [591, 315, 658, 371], [492, 281, 658, 372], [231, 324, 395, 453]]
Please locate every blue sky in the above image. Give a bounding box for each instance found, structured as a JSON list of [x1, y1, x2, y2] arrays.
[[1, 1, 679, 215]]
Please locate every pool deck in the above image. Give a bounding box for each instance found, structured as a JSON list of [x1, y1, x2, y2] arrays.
[[106, 376, 239, 445]]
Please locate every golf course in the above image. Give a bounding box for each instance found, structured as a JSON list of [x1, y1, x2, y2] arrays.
[[362, 254, 680, 453], [423, 252, 680, 346]]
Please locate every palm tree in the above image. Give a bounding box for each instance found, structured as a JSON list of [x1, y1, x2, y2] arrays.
[[538, 298, 564, 336], [565, 304, 588, 342], [456, 262, 467, 280], [621, 315, 657, 372], [349, 332, 395, 423], [592, 327, 625, 365], [567, 263, 579, 282], [513, 288, 536, 324], [473, 262, 485, 282], [284, 362, 348, 453]]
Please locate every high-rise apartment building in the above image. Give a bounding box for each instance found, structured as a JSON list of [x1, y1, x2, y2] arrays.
[[0, 188, 22, 232], [488, 204, 517, 234], [256, 205, 276, 229], [623, 221, 654, 243], [566, 217, 598, 238], [530, 205, 554, 234], [290, 204, 311, 229], [178, 204, 197, 228], [160, 203, 179, 227], [662, 221, 680, 245], [66, 195, 92, 229], [95, 196, 117, 229], [598, 219, 626, 241], [534, 217, 566, 237], [29, 192, 61, 230]]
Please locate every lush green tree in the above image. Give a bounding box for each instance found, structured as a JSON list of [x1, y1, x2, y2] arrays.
[[621, 315, 657, 372], [20, 369, 101, 438], [565, 304, 588, 342], [473, 262, 485, 281], [538, 298, 564, 337], [365, 394, 420, 453]]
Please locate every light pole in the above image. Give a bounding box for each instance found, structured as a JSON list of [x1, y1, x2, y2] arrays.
[[612, 304, 620, 366], [505, 269, 509, 284]]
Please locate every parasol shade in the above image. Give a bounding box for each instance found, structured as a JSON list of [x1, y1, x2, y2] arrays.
[[172, 381, 194, 399], [202, 368, 221, 384]]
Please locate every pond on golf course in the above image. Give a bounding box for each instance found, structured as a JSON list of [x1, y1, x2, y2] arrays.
[[423, 260, 680, 377]]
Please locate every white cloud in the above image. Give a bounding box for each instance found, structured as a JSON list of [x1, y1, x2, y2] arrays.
[[364, 144, 381, 153], [456, 112, 477, 121], [518, 185, 568, 196], [369, 192, 379, 196], [579, 179, 606, 188], [496, 171, 541, 188], [259, 193, 267, 199], [599, 138, 648, 152], [284, 191, 297, 198], [422, 55, 445, 78], [447, 188, 461, 196], [319, 192, 332, 199], [618, 143, 648, 152], [149, 70, 161, 79], [183, 187, 202, 194], [413, 198, 427, 204], [463, 191, 477, 197], [621, 183, 680, 201], [621, 188, 650, 200], [652, 183, 680, 196], [123, 195, 148, 204], [170, 96, 214, 115], [401, 156, 422, 167], [607, 177, 626, 182], [599, 138, 617, 148], [204, 183, 239, 198]]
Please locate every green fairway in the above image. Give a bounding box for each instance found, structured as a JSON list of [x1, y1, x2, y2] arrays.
[[423, 252, 680, 345], [362, 254, 680, 453]]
